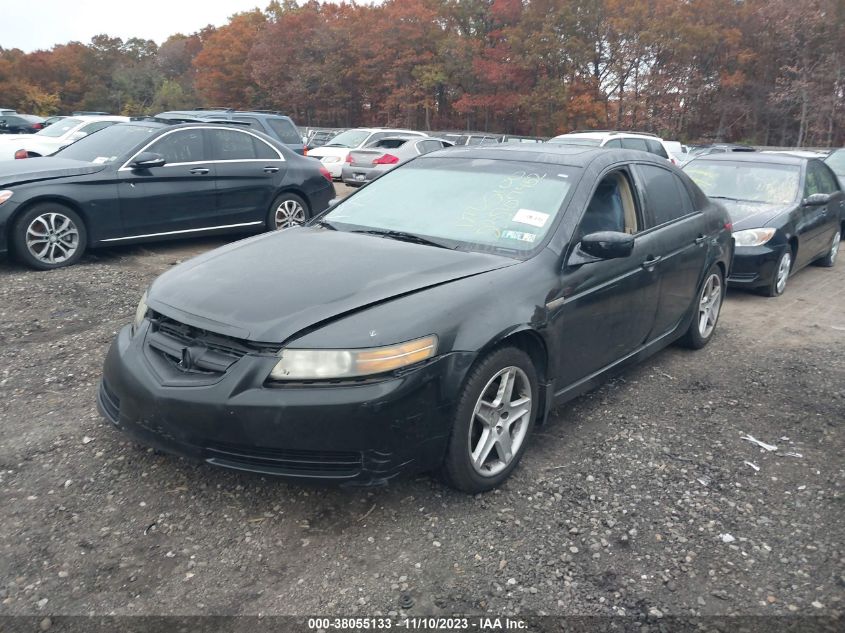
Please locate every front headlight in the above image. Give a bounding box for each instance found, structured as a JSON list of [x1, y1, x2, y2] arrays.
[[269, 335, 438, 381], [733, 228, 776, 247], [0, 190, 13, 206], [132, 291, 148, 334]]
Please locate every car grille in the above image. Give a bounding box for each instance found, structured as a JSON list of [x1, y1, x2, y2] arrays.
[[147, 312, 277, 376], [204, 441, 364, 478]]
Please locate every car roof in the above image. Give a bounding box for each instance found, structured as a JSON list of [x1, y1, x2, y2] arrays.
[[424, 143, 670, 167], [71, 115, 130, 122], [552, 131, 664, 141], [688, 152, 807, 166]]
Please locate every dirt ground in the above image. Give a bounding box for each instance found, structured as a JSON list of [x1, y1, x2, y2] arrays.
[[1, 187, 843, 623]]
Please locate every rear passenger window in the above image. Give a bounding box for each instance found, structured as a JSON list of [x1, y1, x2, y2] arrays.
[[621, 138, 649, 152], [253, 137, 281, 160], [638, 164, 693, 226], [210, 129, 256, 160], [267, 118, 303, 145], [646, 139, 669, 159]]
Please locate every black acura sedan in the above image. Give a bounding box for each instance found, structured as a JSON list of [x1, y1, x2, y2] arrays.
[[98, 145, 732, 492], [0, 120, 334, 269], [684, 153, 842, 296]]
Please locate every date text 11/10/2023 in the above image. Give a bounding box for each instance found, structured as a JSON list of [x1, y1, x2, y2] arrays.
[[307, 616, 528, 631]]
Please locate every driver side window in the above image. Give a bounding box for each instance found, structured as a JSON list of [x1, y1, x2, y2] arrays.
[[579, 170, 640, 237], [148, 130, 206, 165]]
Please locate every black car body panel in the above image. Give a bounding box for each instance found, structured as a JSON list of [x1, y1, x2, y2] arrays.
[[99, 145, 732, 485], [0, 121, 334, 258], [684, 153, 842, 289]]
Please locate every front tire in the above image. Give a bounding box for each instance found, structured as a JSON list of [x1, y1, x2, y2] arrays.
[[267, 192, 308, 231], [814, 230, 840, 268], [761, 248, 792, 297], [12, 202, 87, 270], [679, 265, 724, 349], [440, 347, 538, 493]]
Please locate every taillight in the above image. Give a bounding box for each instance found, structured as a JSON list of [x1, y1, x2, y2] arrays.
[[303, 147, 308, 156], [724, 222, 733, 232], [318, 165, 332, 183], [372, 154, 399, 165], [345, 154, 354, 164], [14, 149, 28, 159], [32, 123, 43, 130]]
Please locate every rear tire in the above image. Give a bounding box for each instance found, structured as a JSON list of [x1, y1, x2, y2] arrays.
[[814, 230, 840, 268], [439, 347, 538, 493], [12, 202, 87, 270], [267, 193, 309, 231], [679, 265, 724, 349]]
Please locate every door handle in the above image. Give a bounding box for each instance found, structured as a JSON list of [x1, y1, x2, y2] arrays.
[[694, 234, 707, 245], [641, 255, 662, 269], [189, 167, 209, 175], [263, 166, 280, 174]]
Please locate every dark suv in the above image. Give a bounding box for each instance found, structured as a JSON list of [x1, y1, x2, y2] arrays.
[[157, 109, 305, 154]]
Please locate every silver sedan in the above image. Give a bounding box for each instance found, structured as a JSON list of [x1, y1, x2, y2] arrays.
[[341, 137, 453, 187]]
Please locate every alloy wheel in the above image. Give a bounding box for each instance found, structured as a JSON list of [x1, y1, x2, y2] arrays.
[[775, 252, 791, 294], [274, 199, 306, 229], [697, 272, 723, 338], [468, 366, 533, 477], [25, 212, 80, 265], [829, 232, 840, 264]]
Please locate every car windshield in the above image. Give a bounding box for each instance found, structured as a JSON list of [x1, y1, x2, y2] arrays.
[[323, 157, 576, 256], [53, 124, 159, 164], [826, 150, 845, 176], [684, 160, 800, 206], [548, 138, 602, 146], [324, 129, 370, 148], [36, 118, 82, 138]]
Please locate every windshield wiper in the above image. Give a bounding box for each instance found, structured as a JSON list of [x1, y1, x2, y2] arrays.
[[351, 229, 454, 249], [324, 143, 349, 148], [313, 219, 337, 230], [709, 195, 767, 203]]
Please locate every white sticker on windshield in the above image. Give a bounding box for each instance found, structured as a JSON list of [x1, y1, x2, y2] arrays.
[[501, 230, 536, 243], [512, 208, 549, 228], [92, 157, 109, 164]]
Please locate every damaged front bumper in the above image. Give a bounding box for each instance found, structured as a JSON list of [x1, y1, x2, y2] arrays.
[[98, 323, 473, 485]]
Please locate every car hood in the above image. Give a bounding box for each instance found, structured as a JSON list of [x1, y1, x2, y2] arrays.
[[0, 157, 107, 187], [147, 227, 518, 343], [717, 199, 792, 230], [0, 136, 64, 160]]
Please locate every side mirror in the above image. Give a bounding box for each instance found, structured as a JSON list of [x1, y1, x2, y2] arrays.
[[68, 131, 88, 141], [130, 152, 166, 169], [327, 198, 340, 207], [802, 193, 830, 206], [571, 231, 635, 265]]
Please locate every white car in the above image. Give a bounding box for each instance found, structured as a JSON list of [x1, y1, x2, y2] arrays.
[[0, 115, 129, 160], [548, 131, 677, 164], [308, 127, 427, 179], [663, 140, 689, 164]]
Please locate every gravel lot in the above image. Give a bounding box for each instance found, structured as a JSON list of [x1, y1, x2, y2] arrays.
[[1, 186, 843, 624]]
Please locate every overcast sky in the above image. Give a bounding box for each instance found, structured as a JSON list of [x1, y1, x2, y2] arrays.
[[2, 0, 379, 52]]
